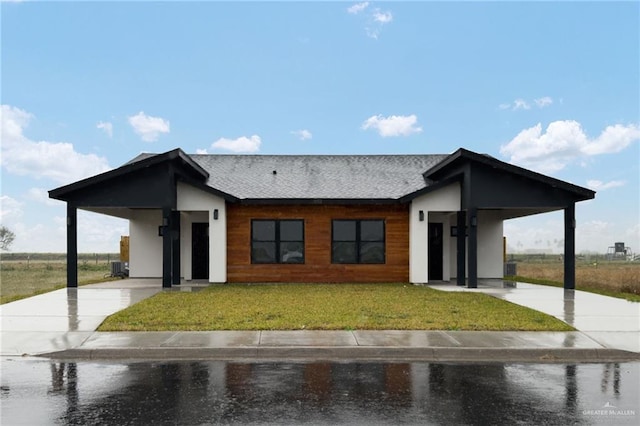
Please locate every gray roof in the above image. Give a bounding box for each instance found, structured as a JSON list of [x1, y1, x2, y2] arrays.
[[129, 153, 448, 200]]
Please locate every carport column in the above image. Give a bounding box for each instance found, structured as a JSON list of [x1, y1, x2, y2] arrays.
[[456, 211, 466, 286], [564, 203, 576, 290], [171, 210, 181, 285], [66, 203, 78, 288], [467, 207, 478, 288], [162, 207, 172, 288]]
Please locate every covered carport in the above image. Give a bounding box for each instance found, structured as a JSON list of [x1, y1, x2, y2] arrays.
[[49, 149, 223, 289], [420, 149, 595, 289]]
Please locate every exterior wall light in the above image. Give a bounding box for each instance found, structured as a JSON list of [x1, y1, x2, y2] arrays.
[[419, 210, 424, 222], [213, 209, 219, 220]]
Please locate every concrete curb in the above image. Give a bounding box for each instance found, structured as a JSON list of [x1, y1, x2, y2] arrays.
[[42, 347, 640, 363]]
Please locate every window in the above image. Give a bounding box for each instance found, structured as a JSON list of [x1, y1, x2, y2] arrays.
[[251, 220, 304, 264], [332, 219, 385, 264]]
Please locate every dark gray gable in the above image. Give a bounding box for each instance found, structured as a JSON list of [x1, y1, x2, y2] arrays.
[[418, 148, 595, 209], [49, 148, 230, 208]]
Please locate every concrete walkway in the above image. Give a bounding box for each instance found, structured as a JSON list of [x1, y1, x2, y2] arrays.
[[429, 280, 640, 353], [1, 279, 638, 362]]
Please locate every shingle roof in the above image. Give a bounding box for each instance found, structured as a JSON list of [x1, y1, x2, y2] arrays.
[[129, 153, 448, 200]]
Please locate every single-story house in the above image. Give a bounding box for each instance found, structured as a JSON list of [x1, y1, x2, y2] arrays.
[[49, 148, 595, 289]]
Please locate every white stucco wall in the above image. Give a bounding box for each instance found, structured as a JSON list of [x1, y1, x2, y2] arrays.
[[129, 209, 163, 278], [449, 210, 504, 279], [179, 211, 208, 281], [477, 210, 504, 278], [409, 183, 460, 283], [177, 182, 227, 283]]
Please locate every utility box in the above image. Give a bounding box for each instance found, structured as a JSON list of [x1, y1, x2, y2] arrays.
[[110, 261, 128, 278], [504, 262, 517, 276]]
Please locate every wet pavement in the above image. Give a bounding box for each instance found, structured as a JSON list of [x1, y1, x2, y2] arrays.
[[1, 279, 639, 361], [0, 279, 162, 355], [50, 330, 634, 362], [1, 359, 638, 425], [430, 280, 640, 353]]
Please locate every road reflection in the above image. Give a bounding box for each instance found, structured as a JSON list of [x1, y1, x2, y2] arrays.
[[6, 360, 629, 425]]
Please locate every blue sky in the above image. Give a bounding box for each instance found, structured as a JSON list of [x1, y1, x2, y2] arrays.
[[1, 1, 639, 254]]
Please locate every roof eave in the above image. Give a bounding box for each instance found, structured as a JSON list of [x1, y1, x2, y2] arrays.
[[239, 198, 402, 205], [49, 148, 208, 201], [424, 148, 595, 201]]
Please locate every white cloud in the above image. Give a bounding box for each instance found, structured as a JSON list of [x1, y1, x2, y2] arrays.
[[500, 96, 554, 111], [291, 129, 312, 141], [128, 111, 170, 142], [76, 211, 128, 252], [626, 224, 640, 241], [0, 195, 23, 223], [26, 187, 62, 206], [513, 99, 531, 110], [195, 148, 208, 155], [211, 135, 261, 153], [1, 104, 111, 184], [504, 214, 629, 254], [4, 211, 127, 253], [97, 121, 113, 137], [362, 114, 423, 137], [503, 215, 564, 253], [348, 2, 392, 39], [586, 180, 626, 191], [582, 123, 640, 155], [534, 96, 553, 108], [500, 120, 640, 173], [372, 9, 393, 23], [347, 2, 369, 14]]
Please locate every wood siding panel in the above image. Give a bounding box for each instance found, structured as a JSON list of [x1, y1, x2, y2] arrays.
[[226, 204, 410, 283]]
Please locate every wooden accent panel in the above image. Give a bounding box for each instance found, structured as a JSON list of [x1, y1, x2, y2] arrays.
[[226, 204, 409, 283]]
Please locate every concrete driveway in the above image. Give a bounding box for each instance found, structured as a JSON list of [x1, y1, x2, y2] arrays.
[[0, 279, 162, 356]]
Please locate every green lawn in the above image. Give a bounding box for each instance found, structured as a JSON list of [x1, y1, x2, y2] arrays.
[[99, 283, 573, 332]]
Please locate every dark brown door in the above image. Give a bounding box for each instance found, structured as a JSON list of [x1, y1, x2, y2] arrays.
[[428, 223, 443, 280], [192, 223, 209, 279]]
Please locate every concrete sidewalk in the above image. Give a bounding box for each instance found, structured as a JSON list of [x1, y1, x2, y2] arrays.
[[1, 279, 638, 362], [43, 329, 638, 362]]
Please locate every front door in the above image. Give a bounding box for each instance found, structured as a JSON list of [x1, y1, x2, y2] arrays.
[[192, 223, 209, 280], [428, 223, 443, 281]]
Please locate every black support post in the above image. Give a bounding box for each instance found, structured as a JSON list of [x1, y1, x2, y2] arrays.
[[66, 203, 78, 288], [171, 210, 181, 285], [162, 207, 172, 288], [467, 207, 478, 288], [456, 211, 466, 286], [564, 204, 576, 290]]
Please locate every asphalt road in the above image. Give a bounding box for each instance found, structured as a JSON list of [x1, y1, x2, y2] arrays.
[[1, 358, 638, 425]]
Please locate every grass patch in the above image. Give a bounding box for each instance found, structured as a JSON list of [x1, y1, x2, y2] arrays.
[[99, 283, 573, 332], [0, 261, 117, 304], [508, 261, 640, 302], [507, 275, 640, 303]]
